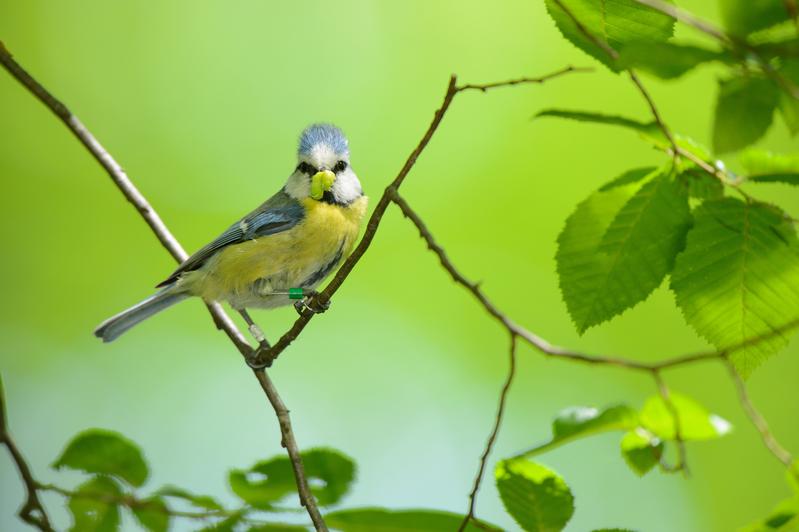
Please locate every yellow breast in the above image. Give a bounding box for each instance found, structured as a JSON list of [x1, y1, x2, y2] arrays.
[[189, 196, 368, 301]]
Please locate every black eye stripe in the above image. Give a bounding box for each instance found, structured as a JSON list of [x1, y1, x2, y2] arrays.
[[296, 162, 316, 175]]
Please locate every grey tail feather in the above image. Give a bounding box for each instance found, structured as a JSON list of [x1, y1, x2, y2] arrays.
[[94, 289, 188, 343]]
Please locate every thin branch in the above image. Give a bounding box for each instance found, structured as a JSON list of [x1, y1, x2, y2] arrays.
[[456, 65, 593, 92], [724, 359, 795, 472], [0, 375, 54, 532], [458, 334, 518, 532], [653, 372, 689, 475], [0, 41, 327, 532]]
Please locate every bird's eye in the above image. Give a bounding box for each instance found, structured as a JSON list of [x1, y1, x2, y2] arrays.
[[334, 160, 348, 173], [297, 162, 315, 175]]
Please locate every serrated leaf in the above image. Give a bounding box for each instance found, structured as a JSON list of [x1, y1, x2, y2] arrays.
[[495, 459, 574, 532], [155, 485, 224, 511], [544, 0, 675, 71], [620, 429, 663, 476], [720, 0, 793, 36], [230, 448, 355, 509], [132, 497, 169, 532], [679, 169, 724, 200], [67, 476, 122, 532], [599, 167, 657, 191], [640, 392, 732, 441], [324, 508, 500, 531], [536, 109, 665, 146], [713, 76, 779, 154], [53, 429, 148, 487], [557, 170, 691, 332], [671, 198, 799, 376], [618, 41, 726, 79], [524, 405, 639, 457], [742, 149, 799, 184]]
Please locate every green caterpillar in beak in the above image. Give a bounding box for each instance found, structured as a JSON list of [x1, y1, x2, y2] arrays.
[[310, 170, 336, 200]]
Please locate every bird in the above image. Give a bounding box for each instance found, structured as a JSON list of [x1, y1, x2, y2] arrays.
[[94, 123, 367, 347]]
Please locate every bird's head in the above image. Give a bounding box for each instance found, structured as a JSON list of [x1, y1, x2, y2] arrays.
[[284, 124, 363, 205]]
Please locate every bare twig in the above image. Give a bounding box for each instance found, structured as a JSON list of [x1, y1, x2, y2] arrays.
[[0, 375, 54, 532], [653, 372, 689, 475], [458, 335, 518, 532], [0, 42, 327, 532], [724, 359, 796, 473], [456, 65, 593, 92]]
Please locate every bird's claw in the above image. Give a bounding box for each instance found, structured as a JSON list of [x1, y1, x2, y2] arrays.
[[246, 345, 273, 369], [293, 292, 331, 315]]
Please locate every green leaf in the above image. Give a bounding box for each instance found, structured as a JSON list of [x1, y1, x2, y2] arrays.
[[720, 0, 793, 36], [523, 404, 639, 456], [67, 476, 122, 532], [599, 167, 657, 191], [742, 148, 799, 184], [132, 497, 169, 532], [671, 198, 799, 376], [679, 169, 724, 200], [495, 459, 575, 532], [230, 448, 355, 509], [544, 0, 675, 71], [53, 429, 149, 487], [620, 429, 663, 476], [778, 61, 799, 136], [324, 508, 501, 531], [155, 485, 224, 511], [557, 169, 691, 332], [741, 496, 799, 531], [639, 392, 732, 441], [536, 109, 665, 146], [713, 76, 779, 154], [618, 41, 725, 79]]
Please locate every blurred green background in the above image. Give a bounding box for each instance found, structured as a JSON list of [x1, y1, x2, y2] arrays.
[[1, 1, 798, 530]]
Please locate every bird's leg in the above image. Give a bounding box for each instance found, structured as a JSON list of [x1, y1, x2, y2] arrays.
[[293, 289, 331, 316], [239, 309, 273, 369], [239, 309, 270, 349]]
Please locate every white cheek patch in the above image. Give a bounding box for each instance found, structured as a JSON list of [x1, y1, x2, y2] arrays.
[[332, 168, 363, 204], [285, 171, 310, 199]]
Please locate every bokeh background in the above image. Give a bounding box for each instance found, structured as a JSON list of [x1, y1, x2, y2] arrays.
[[1, 1, 798, 531]]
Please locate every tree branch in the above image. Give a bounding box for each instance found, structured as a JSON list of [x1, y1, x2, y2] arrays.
[[0, 375, 54, 532], [0, 41, 327, 531], [724, 359, 796, 475], [458, 334, 518, 532]]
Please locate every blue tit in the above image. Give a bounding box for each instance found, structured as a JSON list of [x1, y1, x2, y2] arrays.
[[95, 124, 368, 342]]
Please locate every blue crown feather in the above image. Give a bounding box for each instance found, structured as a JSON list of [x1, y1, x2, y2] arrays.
[[298, 123, 349, 156]]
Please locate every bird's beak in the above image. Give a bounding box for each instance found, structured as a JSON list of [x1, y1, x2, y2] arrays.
[[310, 169, 336, 200]]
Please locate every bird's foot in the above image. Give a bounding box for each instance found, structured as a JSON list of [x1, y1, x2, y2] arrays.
[[293, 290, 331, 316], [246, 345, 274, 369]]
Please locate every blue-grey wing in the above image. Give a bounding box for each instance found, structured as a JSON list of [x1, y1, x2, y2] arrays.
[[157, 190, 304, 287]]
